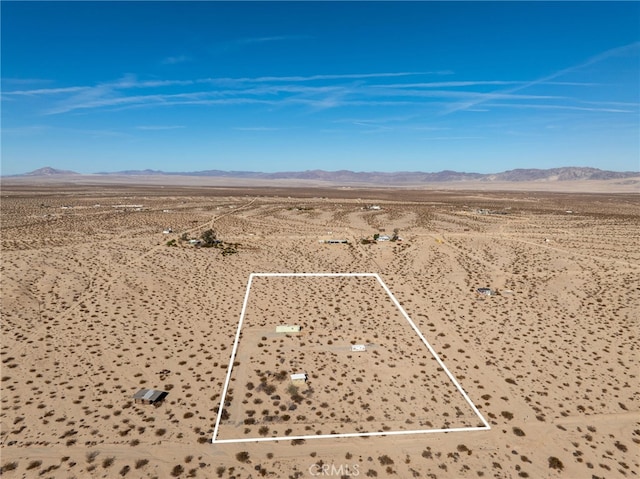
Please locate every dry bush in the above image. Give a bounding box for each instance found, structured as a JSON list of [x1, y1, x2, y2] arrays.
[[236, 451, 250, 463], [548, 457, 564, 470], [171, 464, 184, 477], [26, 460, 42, 470], [0, 462, 18, 473]]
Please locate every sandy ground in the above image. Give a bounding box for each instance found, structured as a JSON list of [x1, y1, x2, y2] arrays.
[[1, 182, 638, 478]]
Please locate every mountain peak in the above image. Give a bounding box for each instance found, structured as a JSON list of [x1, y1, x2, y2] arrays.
[[23, 166, 79, 176]]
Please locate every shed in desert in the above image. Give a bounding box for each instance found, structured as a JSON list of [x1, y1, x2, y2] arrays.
[[132, 389, 168, 405], [276, 325, 301, 333], [290, 373, 308, 384]]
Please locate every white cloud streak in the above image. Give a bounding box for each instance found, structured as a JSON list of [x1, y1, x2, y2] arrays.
[[136, 125, 186, 130], [441, 42, 640, 115], [3, 54, 636, 118]]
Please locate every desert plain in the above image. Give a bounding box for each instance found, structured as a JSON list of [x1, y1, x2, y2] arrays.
[[1, 180, 638, 478]]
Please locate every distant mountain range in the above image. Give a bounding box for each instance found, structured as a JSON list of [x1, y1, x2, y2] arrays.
[[11, 166, 640, 184], [20, 166, 81, 176]]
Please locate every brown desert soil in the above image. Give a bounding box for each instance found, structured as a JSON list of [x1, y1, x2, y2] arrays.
[[1, 181, 638, 478]]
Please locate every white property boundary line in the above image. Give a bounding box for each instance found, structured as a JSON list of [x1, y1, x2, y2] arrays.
[[212, 273, 490, 444]]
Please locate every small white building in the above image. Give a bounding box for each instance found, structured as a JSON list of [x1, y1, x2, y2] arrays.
[[290, 373, 307, 384], [276, 325, 301, 333], [351, 344, 366, 352]]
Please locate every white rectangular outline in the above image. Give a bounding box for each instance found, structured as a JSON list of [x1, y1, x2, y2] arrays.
[[212, 273, 490, 444]]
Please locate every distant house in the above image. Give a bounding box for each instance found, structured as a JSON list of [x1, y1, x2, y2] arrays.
[[351, 344, 366, 352], [162, 228, 173, 234], [132, 389, 168, 405], [376, 235, 391, 242], [476, 287, 494, 296], [322, 239, 349, 244], [276, 325, 301, 333]]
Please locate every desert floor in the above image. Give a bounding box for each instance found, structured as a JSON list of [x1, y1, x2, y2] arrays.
[[1, 183, 638, 478]]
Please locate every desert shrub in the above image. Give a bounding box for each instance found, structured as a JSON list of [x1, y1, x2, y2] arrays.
[[171, 464, 184, 477], [258, 426, 269, 436], [119, 464, 131, 476], [513, 427, 526, 437], [378, 455, 394, 466], [102, 457, 115, 469], [366, 470, 378, 477], [615, 441, 628, 452], [548, 457, 564, 470], [156, 428, 166, 436], [26, 460, 42, 471], [1, 462, 18, 473], [501, 411, 514, 420], [86, 451, 99, 463], [200, 229, 217, 247], [236, 452, 250, 463], [134, 459, 148, 469]]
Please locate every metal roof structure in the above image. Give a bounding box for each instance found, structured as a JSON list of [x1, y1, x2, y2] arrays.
[[132, 389, 168, 404]]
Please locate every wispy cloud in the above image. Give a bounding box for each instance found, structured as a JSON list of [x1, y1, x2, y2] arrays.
[[442, 42, 640, 115], [3, 86, 92, 96], [236, 35, 310, 45], [422, 136, 484, 141], [210, 35, 313, 55], [234, 126, 281, 131], [136, 125, 185, 130], [161, 55, 191, 65], [483, 103, 635, 113], [204, 71, 453, 84], [4, 57, 636, 119]]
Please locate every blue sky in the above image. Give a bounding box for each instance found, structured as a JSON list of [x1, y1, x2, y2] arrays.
[[2, 1, 639, 175]]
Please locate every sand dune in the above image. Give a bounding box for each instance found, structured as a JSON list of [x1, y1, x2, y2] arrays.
[[1, 184, 638, 478]]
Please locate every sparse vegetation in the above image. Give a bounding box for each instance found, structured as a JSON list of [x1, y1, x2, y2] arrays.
[[1, 187, 636, 479], [548, 456, 564, 470], [236, 451, 250, 463]]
